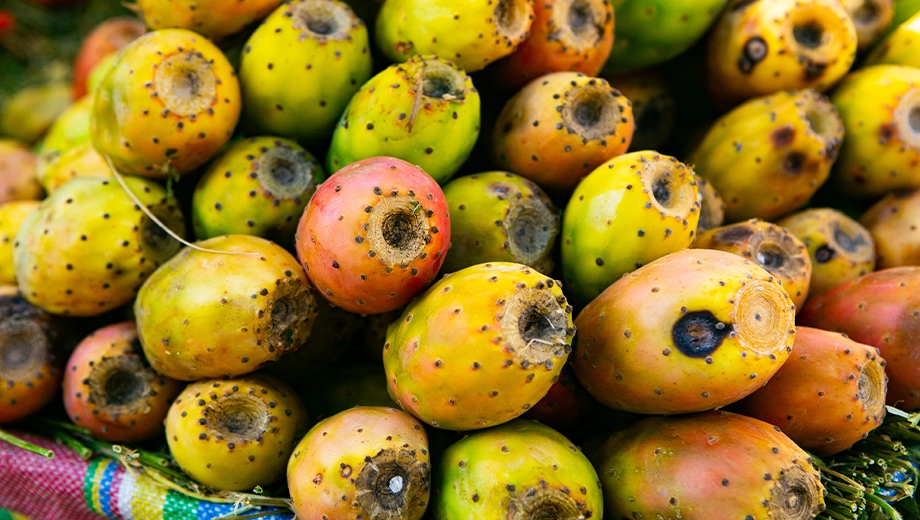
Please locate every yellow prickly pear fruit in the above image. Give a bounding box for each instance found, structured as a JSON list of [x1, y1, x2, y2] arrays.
[[0, 201, 41, 286], [865, 11, 920, 68], [841, 0, 895, 51], [37, 143, 112, 194], [136, 0, 285, 41]]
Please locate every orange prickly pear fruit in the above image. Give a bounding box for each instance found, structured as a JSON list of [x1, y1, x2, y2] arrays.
[[841, 0, 895, 51], [865, 11, 920, 68], [860, 188, 920, 268], [695, 175, 726, 234], [0, 201, 40, 286], [136, 0, 284, 41], [604, 70, 676, 153], [0, 140, 43, 204]]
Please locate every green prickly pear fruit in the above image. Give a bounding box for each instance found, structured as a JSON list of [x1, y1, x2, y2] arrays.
[[136, 0, 284, 41], [35, 94, 93, 176], [572, 248, 796, 414], [192, 137, 324, 244], [694, 219, 813, 311], [441, 171, 559, 275], [327, 55, 480, 184], [14, 177, 185, 317], [800, 267, 920, 411], [434, 419, 603, 519], [733, 326, 887, 456], [603, 0, 727, 74], [0, 83, 71, 146], [91, 29, 241, 178], [889, 0, 920, 33], [287, 406, 430, 520], [304, 365, 394, 421], [375, 0, 534, 72], [689, 89, 844, 223], [865, 11, 920, 68], [561, 151, 700, 307], [860, 188, 920, 268], [37, 142, 112, 194], [841, 0, 895, 51], [384, 262, 574, 430], [829, 65, 920, 198], [695, 175, 726, 234], [166, 374, 309, 491], [0, 140, 43, 204], [492, 72, 634, 196], [0, 201, 40, 286], [239, 0, 373, 143], [593, 411, 825, 519], [605, 70, 676, 152], [706, 0, 857, 108], [135, 235, 320, 381], [778, 208, 875, 297]]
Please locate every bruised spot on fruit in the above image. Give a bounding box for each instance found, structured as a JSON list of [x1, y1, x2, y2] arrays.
[[507, 487, 583, 520], [783, 152, 806, 175], [265, 278, 317, 353], [355, 448, 430, 519], [256, 146, 318, 199], [560, 85, 621, 140], [367, 196, 431, 266], [154, 51, 217, 118], [893, 88, 920, 150], [766, 464, 825, 520], [671, 311, 731, 358], [420, 61, 466, 101], [814, 245, 836, 263], [291, 0, 352, 40], [551, 0, 606, 50], [734, 278, 792, 355], [495, 0, 531, 43], [716, 224, 755, 244], [503, 288, 569, 366], [0, 320, 47, 382], [87, 355, 152, 416], [504, 196, 559, 267], [771, 126, 796, 148], [205, 393, 270, 443]]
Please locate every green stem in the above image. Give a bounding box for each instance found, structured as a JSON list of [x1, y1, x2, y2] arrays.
[[865, 492, 903, 520], [0, 428, 53, 459]]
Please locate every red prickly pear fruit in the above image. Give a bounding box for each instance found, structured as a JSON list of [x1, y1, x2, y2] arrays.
[[136, 0, 284, 41], [0, 140, 43, 204], [841, 0, 895, 51], [71, 17, 146, 100], [433, 419, 603, 519], [295, 156, 451, 315], [593, 411, 825, 519], [572, 248, 796, 415], [860, 188, 920, 268], [605, 70, 676, 153], [0, 201, 41, 286], [522, 365, 599, 435], [733, 326, 887, 456], [166, 374, 308, 491], [63, 322, 183, 443], [695, 175, 726, 234], [383, 262, 575, 431], [800, 267, 920, 410], [492, 72, 635, 196], [303, 365, 394, 421], [287, 406, 431, 520]]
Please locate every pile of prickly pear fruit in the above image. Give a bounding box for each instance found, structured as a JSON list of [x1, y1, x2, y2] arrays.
[[4, 0, 920, 518]]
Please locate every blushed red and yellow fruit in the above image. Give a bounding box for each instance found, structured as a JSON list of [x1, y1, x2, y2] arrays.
[[0, 140, 42, 204], [72, 17, 146, 100], [136, 0, 284, 41], [861, 189, 920, 268]]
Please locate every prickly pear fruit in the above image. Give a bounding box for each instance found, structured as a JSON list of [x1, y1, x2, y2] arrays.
[[561, 151, 700, 307], [63, 322, 183, 442], [304, 365, 394, 421], [695, 176, 726, 234], [295, 156, 450, 315], [36, 94, 93, 175], [891, 0, 920, 29], [72, 17, 146, 100], [706, 0, 857, 107], [689, 89, 844, 222], [166, 374, 308, 491], [442, 171, 559, 275], [865, 11, 920, 68], [434, 419, 602, 519], [37, 142, 112, 194], [573, 248, 796, 414], [694, 219, 813, 311], [136, 0, 284, 41], [376, 0, 534, 73], [0, 140, 43, 204], [287, 406, 430, 520], [0, 201, 40, 286], [492, 72, 634, 196], [135, 235, 319, 381], [191, 137, 323, 244], [800, 267, 920, 410], [593, 411, 825, 519], [861, 189, 920, 268], [605, 70, 676, 152], [383, 262, 574, 430], [0, 83, 71, 146], [842, 0, 894, 51], [91, 29, 241, 178], [239, 0, 372, 143], [523, 365, 598, 435], [734, 326, 887, 456], [14, 176, 185, 317], [327, 56, 480, 184], [829, 65, 920, 198], [778, 208, 876, 296]]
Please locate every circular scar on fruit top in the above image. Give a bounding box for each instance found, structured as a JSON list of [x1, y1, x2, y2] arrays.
[[641, 160, 698, 217], [154, 51, 217, 117], [502, 287, 570, 367], [508, 487, 582, 520], [769, 464, 825, 520], [555, 0, 607, 50], [355, 448, 430, 520], [504, 197, 558, 266], [895, 88, 920, 150], [256, 147, 317, 199], [495, 0, 531, 42], [367, 197, 431, 267], [292, 0, 353, 40], [204, 394, 270, 443], [0, 320, 47, 381], [420, 61, 466, 101], [87, 354, 153, 417], [733, 279, 790, 355], [561, 85, 623, 140], [858, 359, 886, 411], [815, 217, 872, 265]]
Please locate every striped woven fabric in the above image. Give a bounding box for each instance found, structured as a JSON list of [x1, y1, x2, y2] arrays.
[[0, 432, 294, 520]]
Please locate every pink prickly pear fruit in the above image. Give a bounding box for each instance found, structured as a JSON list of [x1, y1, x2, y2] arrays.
[[572, 248, 796, 415], [0, 140, 43, 204], [136, 0, 284, 41], [383, 262, 575, 431], [72, 17, 146, 100], [63, 322, 183, 443], [800, 267, 920, 410], [733, 326, 887, 456], [433, 419, 603, 519], [605, 70, 676, 153], [593, 411, 825, 519], [287, 406, 430, 520], [295, 156, 451, 315], [0, 201, 40, 286], [522, 365, 599, 435], [166, 374, 308, 491], [492, 72, 634, 196], [135, 235, 319, 381], [860, 188, 920, 268], [695, 175, 726, 234]]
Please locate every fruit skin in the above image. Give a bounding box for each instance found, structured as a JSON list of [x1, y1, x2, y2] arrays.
[[706, 0, 857, 107], [239, 0, 372, 143], [0, 83, 72, 146], [434, 419, 603, 519], [0, 201, 40, 286], [572, 249, 796, 414], [605, 70, 676, 153], [890, 0, 920, 32], [778, 208, 876, 297], [36, 142, 112, 194], [72, 17, 146, 100], [593, 411, 825, 520], [191, 137, 324, 244], [137, 0, 284, 41], [733, 326, 887, 457], [91, 29, 241, 178], [295, 156, 451, 315], [522, 365, 598, 435], [603, 0, 726, 74], [492, 72, 634, 196], [287, 406, 430, 520], [135, 235, 319, 381], [689, 89, 844, 222], [14, 176, 185, 317], [166, 374, 308, 491], [695, 176, 726, 234], [383, 262, 575, 431], [0, 140, 43, 204], [327, 55, 480, 185], [800, 267, 920, 410], [860, 189, 920, 268], [865, 11, 920, 68], [63, 322, 183, 443], [441, 171, 559, 275], [35, 95, 93, 177], [841, 0, 894, 51], [561, 151, 700, 307]]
